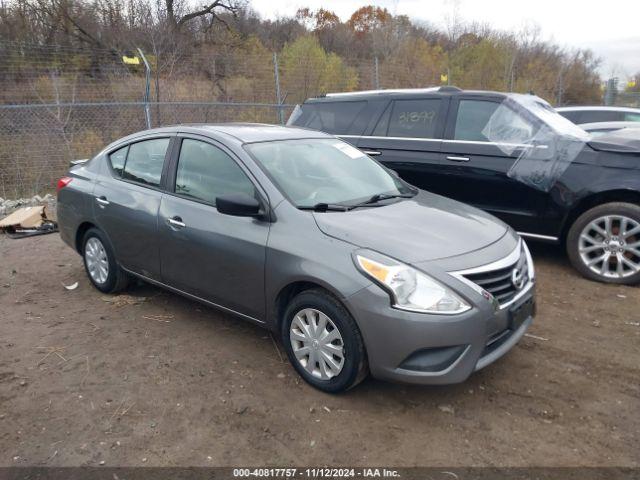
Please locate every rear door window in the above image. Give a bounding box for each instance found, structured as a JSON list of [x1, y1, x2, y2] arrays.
[[624, 112, 640, 122], [122, 138, 170, 187], [290, 101, 367, 135], [379, 99, 442, 138]]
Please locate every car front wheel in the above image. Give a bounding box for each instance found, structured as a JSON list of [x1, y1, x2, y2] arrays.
[[281, 289, 368, 393], [567, 202, 640, 284]]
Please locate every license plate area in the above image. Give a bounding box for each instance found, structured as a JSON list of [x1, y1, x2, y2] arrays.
[[509, 296, 535, 331]]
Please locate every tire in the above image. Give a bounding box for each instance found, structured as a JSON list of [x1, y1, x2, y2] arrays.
[[566, 202, 640, 285], [82, 228, 131, 293], [281, 289, 368, 393]]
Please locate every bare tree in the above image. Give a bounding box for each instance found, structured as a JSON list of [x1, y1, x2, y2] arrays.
[[165, 0, 242, 30]]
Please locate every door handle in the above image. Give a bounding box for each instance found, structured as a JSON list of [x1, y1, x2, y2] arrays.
[[95, 196, 110, 206], [167, 216, 186, 229], [363, 150, 381, 156], [446, 156, 470, 162]]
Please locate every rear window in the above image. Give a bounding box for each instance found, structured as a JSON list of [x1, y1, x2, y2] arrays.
[[557, 110, 582, 123], [576, 110, 623, 124], [287, 101, 367, 135]]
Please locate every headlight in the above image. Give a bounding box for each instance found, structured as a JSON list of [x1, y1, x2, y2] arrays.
[[354, 250, 471, 315], [523, 240, 535, 282]]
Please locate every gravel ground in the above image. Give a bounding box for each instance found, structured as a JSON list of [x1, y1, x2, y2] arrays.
[[0, 233, 638, 467]]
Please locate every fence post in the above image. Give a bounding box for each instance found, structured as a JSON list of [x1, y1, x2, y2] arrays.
[[374, 56, 380, 89], [555, 68, 564, 107], [603, 78, 618, 106], [137, 48, 152, 129], [273, 52, 284, 125]]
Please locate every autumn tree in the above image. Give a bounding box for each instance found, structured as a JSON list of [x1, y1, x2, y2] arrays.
[[0, 1, 604, 106], [347, 6, 391, 36], [381, 37, 445, 88], [449, 35, 508, 90], [280, 36, 357, 102], [295, 7, 352, 55], [295, 7, 340, 34]]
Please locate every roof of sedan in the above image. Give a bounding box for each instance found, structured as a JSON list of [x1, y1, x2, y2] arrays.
[[171, 123, 330, 143]]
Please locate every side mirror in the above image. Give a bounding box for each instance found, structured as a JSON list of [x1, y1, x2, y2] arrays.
[[216, 193, 262, 217]]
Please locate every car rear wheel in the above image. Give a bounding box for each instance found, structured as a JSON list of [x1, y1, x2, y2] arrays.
[[281, 289, 367, 393], [567, 202, 640, 284], [82, 228, 131, 293]]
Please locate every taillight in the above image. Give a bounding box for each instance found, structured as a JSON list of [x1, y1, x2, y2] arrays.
[[57, 176, 73, 192]]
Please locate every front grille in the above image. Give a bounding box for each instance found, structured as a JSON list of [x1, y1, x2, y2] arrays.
[[463, 248, 529, 307]]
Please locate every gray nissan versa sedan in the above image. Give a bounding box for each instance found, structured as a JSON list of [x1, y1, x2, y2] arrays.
[[57, 123, 536, 392]]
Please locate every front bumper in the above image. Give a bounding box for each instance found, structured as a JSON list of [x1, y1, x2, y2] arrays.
[[344, 280, 535, 385]]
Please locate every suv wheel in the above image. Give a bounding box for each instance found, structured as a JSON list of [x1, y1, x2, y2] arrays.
[[281, 289, 368, 393], [82, 228, 131, 293], [567, 202, 640, 284]]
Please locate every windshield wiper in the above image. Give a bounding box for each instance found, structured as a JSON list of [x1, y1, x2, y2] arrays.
[[349, 192, 415, 209], [298, 193, 415, 212], [298, 203, 350, 212]]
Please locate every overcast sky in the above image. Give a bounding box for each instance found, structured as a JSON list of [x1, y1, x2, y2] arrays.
[[248, 0, 640, 80]]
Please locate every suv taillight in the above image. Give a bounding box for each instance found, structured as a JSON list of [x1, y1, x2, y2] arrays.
[[57, 176, 73, 192]]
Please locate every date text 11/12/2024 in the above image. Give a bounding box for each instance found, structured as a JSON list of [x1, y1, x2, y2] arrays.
[[233, 468, 401, 478]]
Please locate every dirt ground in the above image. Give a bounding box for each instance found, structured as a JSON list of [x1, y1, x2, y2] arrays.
[[0, 233, 638, 467]]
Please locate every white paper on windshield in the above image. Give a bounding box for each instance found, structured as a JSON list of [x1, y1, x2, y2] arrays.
[[333, 142, 366, 159], [482, 94, 589, 192]]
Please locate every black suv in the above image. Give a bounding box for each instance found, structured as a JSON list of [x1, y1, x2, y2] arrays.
[[288, 87, 640, 284]]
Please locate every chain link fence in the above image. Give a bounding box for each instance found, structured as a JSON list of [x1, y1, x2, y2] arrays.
[[0, 41, 387, 197], [0, 41, 627, 198]]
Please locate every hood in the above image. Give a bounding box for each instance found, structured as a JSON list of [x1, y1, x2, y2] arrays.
[[313, 191, 508, 264], [588, 129, 640, 153]]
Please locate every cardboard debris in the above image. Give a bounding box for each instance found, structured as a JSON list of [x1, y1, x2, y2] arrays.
[[0, 205, 58, 238], [0, 205, 46, 230]]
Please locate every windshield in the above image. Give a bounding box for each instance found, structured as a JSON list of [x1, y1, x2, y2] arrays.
[[245, 139, 414, 208]]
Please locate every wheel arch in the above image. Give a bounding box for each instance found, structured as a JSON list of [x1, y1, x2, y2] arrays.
[[561, 189, 640, 243], [272, 280, 350, 334], [75, 221, 97, 253]]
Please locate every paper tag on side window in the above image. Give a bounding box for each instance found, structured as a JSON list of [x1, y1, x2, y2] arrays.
[[333, 142, 365, 159]]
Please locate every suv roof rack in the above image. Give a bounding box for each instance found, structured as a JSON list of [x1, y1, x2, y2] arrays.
[[322, 86, 462, 98], [439, 86, 462, 92]]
